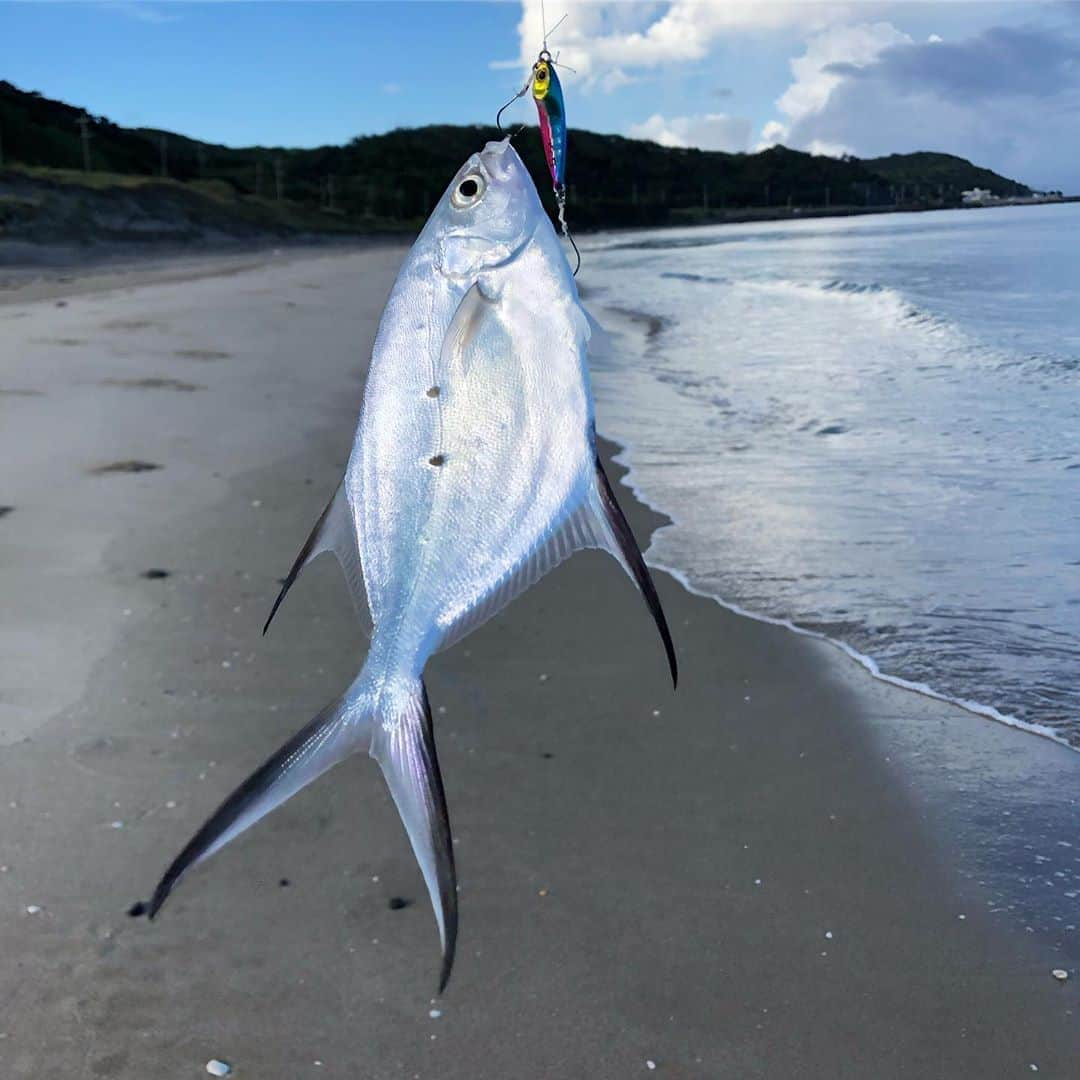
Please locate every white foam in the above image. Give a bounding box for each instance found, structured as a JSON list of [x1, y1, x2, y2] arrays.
[[606, 441, 1076, 755]]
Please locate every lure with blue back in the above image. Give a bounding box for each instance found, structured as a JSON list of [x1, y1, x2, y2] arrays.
[[532, 52, 566, 193]]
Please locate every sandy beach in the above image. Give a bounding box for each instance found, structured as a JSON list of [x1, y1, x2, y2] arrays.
[[1, 245, 1078, 1078]]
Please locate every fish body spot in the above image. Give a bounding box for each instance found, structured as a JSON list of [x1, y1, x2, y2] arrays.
[[426, 386, 440, 398], [428, 455, 446, 467]]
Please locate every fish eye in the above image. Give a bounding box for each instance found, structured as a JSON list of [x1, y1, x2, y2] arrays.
[[451, 173, 486, 209]]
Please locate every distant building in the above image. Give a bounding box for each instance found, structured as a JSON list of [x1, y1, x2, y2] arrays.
[[961, 187, 998, 205]]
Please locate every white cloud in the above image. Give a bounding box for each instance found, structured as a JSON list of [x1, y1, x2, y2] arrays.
[[757, 120, 788, 150], [494, 1, 852, 92], [381, 83, 402, 96], [805, 138, 855, 157], [771, 25, 1080, 191], [760, 21, 911, 146], [628, 112, 750, 153]]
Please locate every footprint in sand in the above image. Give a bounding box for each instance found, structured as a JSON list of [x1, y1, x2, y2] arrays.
[[89, 460, 162, 475], [0, 507, 13, 519], [70, 734, 137, 780], [174, 348, 231, 361], [101, 378, 203, 392], [101, 319, 155, 331]]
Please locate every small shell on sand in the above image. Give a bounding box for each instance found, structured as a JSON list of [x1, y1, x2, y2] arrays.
[[1052, 969, 1068, 981], [205, 1060, 232, 1077], [25, 905, 42, 915]]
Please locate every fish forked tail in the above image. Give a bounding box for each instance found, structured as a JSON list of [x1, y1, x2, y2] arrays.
[[146, 669, 458, 992]]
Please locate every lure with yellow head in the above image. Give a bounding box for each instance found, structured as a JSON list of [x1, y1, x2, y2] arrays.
[[531, 53, 566, 191]]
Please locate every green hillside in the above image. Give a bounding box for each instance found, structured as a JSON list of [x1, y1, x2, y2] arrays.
[[0, 79, 1036, 239], [865, 152, 1032, 199]]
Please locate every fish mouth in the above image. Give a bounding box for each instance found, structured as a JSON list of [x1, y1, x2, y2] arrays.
[[480, 137, 513, 159]]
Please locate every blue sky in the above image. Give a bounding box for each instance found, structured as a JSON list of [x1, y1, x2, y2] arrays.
[[5, 2, 1079, 190]]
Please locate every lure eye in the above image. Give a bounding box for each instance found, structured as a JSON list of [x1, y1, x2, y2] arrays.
[[451, 173, 486, 209]]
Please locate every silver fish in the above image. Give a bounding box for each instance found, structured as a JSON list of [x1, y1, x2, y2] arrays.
[[148, 139, 676, 990]]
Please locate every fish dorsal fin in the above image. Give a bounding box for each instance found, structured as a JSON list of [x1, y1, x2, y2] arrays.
[[591, 452, 678, 688], [433, 285, 676, 687], [263, 481, 371, 637], [435, 458, 678, 689]]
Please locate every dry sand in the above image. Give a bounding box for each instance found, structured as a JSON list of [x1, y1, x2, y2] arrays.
[[1, 246, 1078, 1078]]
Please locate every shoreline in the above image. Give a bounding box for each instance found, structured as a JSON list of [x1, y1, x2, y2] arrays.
[[3, 191, 1075, 302], [1, 245, 1079, 1076], [5, 232, 1077, 749], [577, 193, 1078, 241], [615, 440, 1077, 754]]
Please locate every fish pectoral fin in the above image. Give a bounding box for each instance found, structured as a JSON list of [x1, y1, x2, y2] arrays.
[[147, 693, 367, 918], [439, 280, 505, 377], [263, 481, 371, 637], [370, 681, 458, 993], [590, 453, 678, 689]]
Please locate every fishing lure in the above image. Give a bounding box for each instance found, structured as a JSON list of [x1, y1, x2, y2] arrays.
[[496, 44, 580, 273], [531, 51, 566, 195]]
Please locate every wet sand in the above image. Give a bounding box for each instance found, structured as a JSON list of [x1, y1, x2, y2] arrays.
[[1, 248, 1078, 1078]]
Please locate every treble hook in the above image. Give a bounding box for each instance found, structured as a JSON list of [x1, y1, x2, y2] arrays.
[[555, 186, 581, 276]]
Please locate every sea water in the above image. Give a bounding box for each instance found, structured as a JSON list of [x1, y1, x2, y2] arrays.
[[583, 203, 1080, 748]]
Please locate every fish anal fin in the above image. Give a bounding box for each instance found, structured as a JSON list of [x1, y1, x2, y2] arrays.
[[263, 482, 370, 637]]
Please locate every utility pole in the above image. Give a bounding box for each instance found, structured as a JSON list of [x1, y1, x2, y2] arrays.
[[75, 114, 93, 172], [159, 134, 168, 178], [274, 157, 284, 201]]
